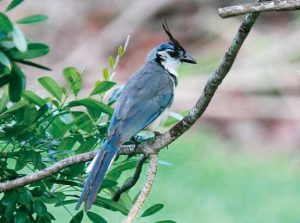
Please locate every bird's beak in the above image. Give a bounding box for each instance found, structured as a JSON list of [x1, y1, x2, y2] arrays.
[[180, 54, 197, 64]]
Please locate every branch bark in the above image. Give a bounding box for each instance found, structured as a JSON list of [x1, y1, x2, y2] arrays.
[[124, 154, 158, 223], [0, 12, 260, 193], [218, 0, 300, 18]]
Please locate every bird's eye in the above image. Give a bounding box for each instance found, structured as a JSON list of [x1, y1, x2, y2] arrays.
[[168, 49, 178, 57]]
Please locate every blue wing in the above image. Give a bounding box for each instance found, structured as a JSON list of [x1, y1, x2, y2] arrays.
[[108, 62, 174, 143]]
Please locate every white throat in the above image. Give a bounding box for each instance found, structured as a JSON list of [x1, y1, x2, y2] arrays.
[[158, 51, 180, 76], [161, 60, 180, 77]]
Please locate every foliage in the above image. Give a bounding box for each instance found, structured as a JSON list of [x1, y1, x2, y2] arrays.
[[0, 2, 171, 222], [0, 1, 50, 102]]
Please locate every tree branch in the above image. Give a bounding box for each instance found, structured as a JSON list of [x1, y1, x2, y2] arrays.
[[0, 12, 260, 193], [218, 0, 300, 18], [124, 154, 158, 223], [113, 154, 147, 202]]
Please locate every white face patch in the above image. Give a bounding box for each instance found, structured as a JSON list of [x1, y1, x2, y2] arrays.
[[157, 51, 180, 77]]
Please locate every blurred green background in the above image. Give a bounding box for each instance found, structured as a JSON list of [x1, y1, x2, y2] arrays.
[[2, 0, 300, 222]]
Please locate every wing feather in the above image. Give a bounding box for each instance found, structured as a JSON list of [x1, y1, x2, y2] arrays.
[[108, 62, 174, 142]]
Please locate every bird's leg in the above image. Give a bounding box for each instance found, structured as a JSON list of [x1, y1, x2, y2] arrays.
[[131, 136, 140, 149]]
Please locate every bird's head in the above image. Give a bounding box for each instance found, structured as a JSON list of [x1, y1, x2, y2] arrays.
[[146, 21, 197, 76]]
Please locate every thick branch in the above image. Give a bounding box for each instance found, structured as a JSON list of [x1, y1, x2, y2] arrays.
[[218, 0, 300, 18], [113, 154, 147, 202], [0, 146, 136, 192], [124, 154, 158, 223], [0, 12, 260, 192]]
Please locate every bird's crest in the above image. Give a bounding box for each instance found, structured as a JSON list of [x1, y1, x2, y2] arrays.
[[162, 19, 185, 51]]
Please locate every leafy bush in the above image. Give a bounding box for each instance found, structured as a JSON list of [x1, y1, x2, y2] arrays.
[[0, 1, 172, 222], [0, 0, 50, 102]]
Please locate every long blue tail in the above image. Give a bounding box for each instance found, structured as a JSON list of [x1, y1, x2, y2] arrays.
[[75, 137, 119, 211]]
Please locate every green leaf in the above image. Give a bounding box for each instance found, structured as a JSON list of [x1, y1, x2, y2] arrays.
[[0, 74, 11, 87], [57, 137, 77, 152], [70, 210, 84, 223], [0, 90, 9, 112], [87, 212, 108, 223], [63, 67, 82, 96], [118, 45, 124, 56], [18, 190, 32, 205], [90, 81, 116, 96], [0, 51, 11, 68], [0, 100, 29, 119], [75, 137, 97, 154], [154, 221, 176, 223], [38, 76, 63, 101], [1, 190, 18, 206], [72, 111, 93, 133], [141, 203, 164, 217], [22, 90, 46, 106], [48, 116, 72, 139], [15, 158, 26, 171], [39, 191, 66, 204], [33, 200, 47, 216], [0, 13, 14, 33], [108, 56, 115, 68], [37, 190, 66, 204], [7, 43, 49, 60], [100, 179, 118, 189], [14, 209, 28, 223], [5, 0, 24, 12], [9, 63, 26, 102], [95, 197, 129, 215], [102, 68, 109, 80], [68, 98, 113, 119], [4, 202, 16, 222], [54, 199, 78, 207], [15, 59, 52, 71], [17, 14, 48, 24], [0, 40, 15, 49], [23, 106, 37, 125], [12, 25, 27, 52], [62, 163, 85, 178], [107, 160, 137, 180]]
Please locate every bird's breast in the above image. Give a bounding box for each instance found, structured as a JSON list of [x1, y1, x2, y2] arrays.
[[146, 108, 170, 132]]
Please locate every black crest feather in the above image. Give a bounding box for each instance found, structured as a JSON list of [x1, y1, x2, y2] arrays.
[[162, 19, 184, 51]]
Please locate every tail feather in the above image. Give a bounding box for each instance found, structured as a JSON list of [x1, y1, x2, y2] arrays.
[[75, 138, 119, 211]]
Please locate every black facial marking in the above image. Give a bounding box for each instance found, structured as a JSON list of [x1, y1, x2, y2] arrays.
[[155, 53, 164, 64], [169, 73, 178, 87], [168, 49, 178, 58]]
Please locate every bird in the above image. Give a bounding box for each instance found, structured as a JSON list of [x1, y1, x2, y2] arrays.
[[76, 21, 197, 211]]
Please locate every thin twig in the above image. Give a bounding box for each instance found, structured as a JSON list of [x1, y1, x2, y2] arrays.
[[113, 154, 147, 202], [218, 0, 300, 18], [0, 12, 260, 192], [124, 154, 158, 223]]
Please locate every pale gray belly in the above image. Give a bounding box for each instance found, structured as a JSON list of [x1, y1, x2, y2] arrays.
[[146, 108, 170, 132]]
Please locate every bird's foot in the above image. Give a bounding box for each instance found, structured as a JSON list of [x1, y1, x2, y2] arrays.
[[130, 136, 140, 150], [153, 131, 162, 137]]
